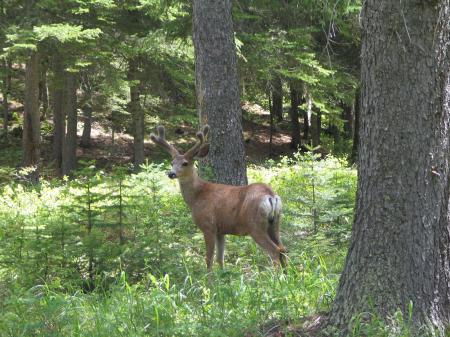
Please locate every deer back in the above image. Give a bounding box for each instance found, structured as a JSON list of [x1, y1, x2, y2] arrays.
[[187, 181, 277, 236]]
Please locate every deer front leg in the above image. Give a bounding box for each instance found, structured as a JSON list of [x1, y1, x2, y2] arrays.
[[216, 234, 225, 269], [203, 231, 216, 272]]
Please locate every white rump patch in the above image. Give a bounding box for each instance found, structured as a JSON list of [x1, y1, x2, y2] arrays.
[[260, 195, 282, 219]]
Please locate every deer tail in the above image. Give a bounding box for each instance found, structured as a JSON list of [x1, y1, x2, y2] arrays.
[[267, 195, 281, 224], [267, 195, 286, 267]]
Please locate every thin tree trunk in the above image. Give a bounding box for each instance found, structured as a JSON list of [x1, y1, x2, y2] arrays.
[[193, 0, 247, 185], [317, 110, 321, 147], [342, 101, 353, 139], [328, 123, 340, 145], [80, 74, 93, 148], [350, 87, 360, 164], [268, 92, 273, 157], [62, 72, 78, 176], [2, 59, 10, 138], [329, 1, 450, 334], [303, 94, 311, 143], [111, 125, 115, 146], [128, 58, 144, 169], [39, 61, 49, 121], [80, 105, 92, 148], [289, 81, 301, 149], [310, 107, 321, 148], [272, 75, 283, 122], [22, 51, 40, 183], [51, 56, 65, 175]]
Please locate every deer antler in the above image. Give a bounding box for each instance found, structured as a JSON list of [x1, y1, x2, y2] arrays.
[[185, 125, 210, 159], [150, 125, 180, 158]]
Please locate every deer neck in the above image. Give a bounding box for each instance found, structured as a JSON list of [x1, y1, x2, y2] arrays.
[[177, 167, 206, 207]]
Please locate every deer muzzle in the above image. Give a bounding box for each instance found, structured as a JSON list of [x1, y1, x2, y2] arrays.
[[168, 171, 177, 179]]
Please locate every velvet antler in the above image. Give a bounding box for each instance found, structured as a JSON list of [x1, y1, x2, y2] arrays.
[[185, 125, 210, 159], [150, 126, 180, 158]]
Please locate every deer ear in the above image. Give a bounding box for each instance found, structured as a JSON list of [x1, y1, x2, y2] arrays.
[[194, 143, 209, 159]]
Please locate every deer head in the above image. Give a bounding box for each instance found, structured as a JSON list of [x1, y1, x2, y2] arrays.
[[150, 125, 210, 179]]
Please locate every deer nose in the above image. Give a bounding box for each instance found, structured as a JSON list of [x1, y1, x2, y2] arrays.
[[168, 172, 177, 179]]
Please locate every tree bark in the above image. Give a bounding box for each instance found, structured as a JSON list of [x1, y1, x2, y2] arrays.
[[272, 75, 283, 122], [51, 56, 65, 175], [39, 60, 49, 121], [62, 72, 78, 176], [289, 81, 301, 149], [128, 57, 144, 169], [328, 1, 450, 334], [193, 0, 247, 185], [22, 51, 40, 183]]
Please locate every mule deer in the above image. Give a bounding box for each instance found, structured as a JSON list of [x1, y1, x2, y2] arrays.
[[150, 125, 286, 271]]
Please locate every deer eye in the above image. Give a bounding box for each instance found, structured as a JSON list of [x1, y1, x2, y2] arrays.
[[182, 162, 188, 167]]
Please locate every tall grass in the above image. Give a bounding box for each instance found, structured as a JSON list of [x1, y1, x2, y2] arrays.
[[1, 257, 341, 337], [0, 154, 356, 336]]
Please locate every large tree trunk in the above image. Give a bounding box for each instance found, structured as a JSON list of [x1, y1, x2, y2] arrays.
[[51, 57, 65, 175], [329, 1, 450, 334], [193, 0, 247, 185], [289, 81, 301, 149], [272, 75, 283, 122], [128, 58, 144, 169], [62, 72, 78, 176], [22, 51, 40, 183]]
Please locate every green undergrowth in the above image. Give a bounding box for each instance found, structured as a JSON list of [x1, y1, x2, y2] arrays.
[[1, 259, 337, 337], [0, 153, 357, 336]]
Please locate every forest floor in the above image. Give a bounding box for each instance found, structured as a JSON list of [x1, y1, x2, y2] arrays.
[[0, 102, 297, 173], [80, 101, 295, 169], [78, 116, 293, 169], [257, 315, 325, 337]]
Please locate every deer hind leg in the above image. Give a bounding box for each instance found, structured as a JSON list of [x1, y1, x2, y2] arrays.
[[203, 231, 216, 272], [267, 216, 281, 246], [259, 195, 286, 267], [216, 234, 225, 269], [250, 231, 282, 266], [267, 215, 287, 268]]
